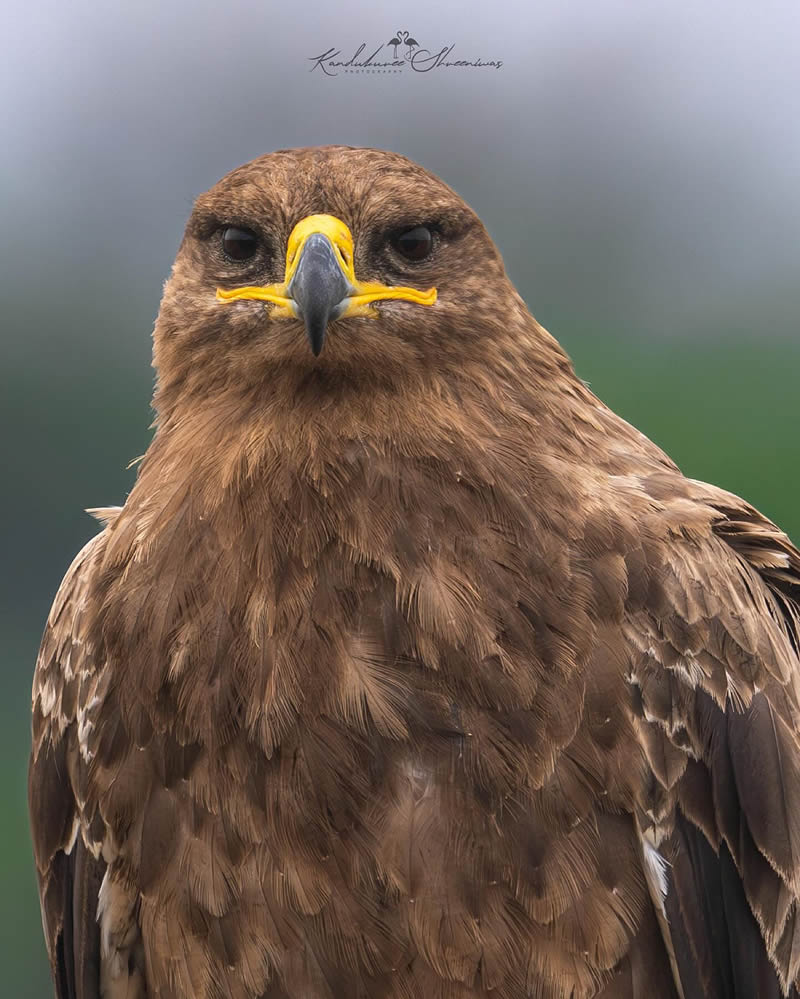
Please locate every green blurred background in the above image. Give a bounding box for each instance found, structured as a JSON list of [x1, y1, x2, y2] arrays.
[[2, 1, 798, 992]]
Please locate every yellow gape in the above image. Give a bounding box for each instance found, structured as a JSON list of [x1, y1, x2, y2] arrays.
[[216, 213, 437, 318]]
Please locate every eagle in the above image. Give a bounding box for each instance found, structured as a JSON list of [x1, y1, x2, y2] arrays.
[[29, 146, 800, 999]]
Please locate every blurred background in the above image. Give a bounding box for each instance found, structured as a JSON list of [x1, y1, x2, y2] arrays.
[[2, 0, 798, 991]]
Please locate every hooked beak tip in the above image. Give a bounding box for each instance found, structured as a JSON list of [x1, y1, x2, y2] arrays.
[[305, 317, 327, 356]]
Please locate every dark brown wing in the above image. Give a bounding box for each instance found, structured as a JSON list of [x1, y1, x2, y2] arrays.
[[629, 477, 800, 997], [29, 522, 115, 999]]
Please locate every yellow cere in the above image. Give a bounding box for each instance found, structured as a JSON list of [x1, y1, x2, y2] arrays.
[[216, 214, 437, 318]]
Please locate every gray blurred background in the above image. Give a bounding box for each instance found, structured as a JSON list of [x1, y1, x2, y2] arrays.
[[2, 1, 798, 991]]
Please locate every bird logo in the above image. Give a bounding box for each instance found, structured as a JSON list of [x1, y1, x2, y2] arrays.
[[387, 29, 419, 60]]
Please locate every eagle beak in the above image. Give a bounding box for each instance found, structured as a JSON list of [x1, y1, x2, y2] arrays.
[[216, 214, 437, 356], [287, 232, 349, 356]]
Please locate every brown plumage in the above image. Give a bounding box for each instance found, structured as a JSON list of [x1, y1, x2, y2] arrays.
[[29, 145, 800, 998]]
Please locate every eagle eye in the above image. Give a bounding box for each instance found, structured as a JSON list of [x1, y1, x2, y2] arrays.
[[221, 226, 259, 262], [391, 225, 434, 262]]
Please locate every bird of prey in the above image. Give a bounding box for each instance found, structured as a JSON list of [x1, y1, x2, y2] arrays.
[[29, 146, 800, 999]]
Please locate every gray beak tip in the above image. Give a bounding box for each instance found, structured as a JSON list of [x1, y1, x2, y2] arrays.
[[308, 329, 325, 356]]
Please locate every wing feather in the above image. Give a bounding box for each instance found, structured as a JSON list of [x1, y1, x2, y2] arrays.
[[630, 478, 800, 996], [29, 526, 113, 999]]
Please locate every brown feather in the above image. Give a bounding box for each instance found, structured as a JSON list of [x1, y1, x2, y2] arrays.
[[29, 146, 800, 998]]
